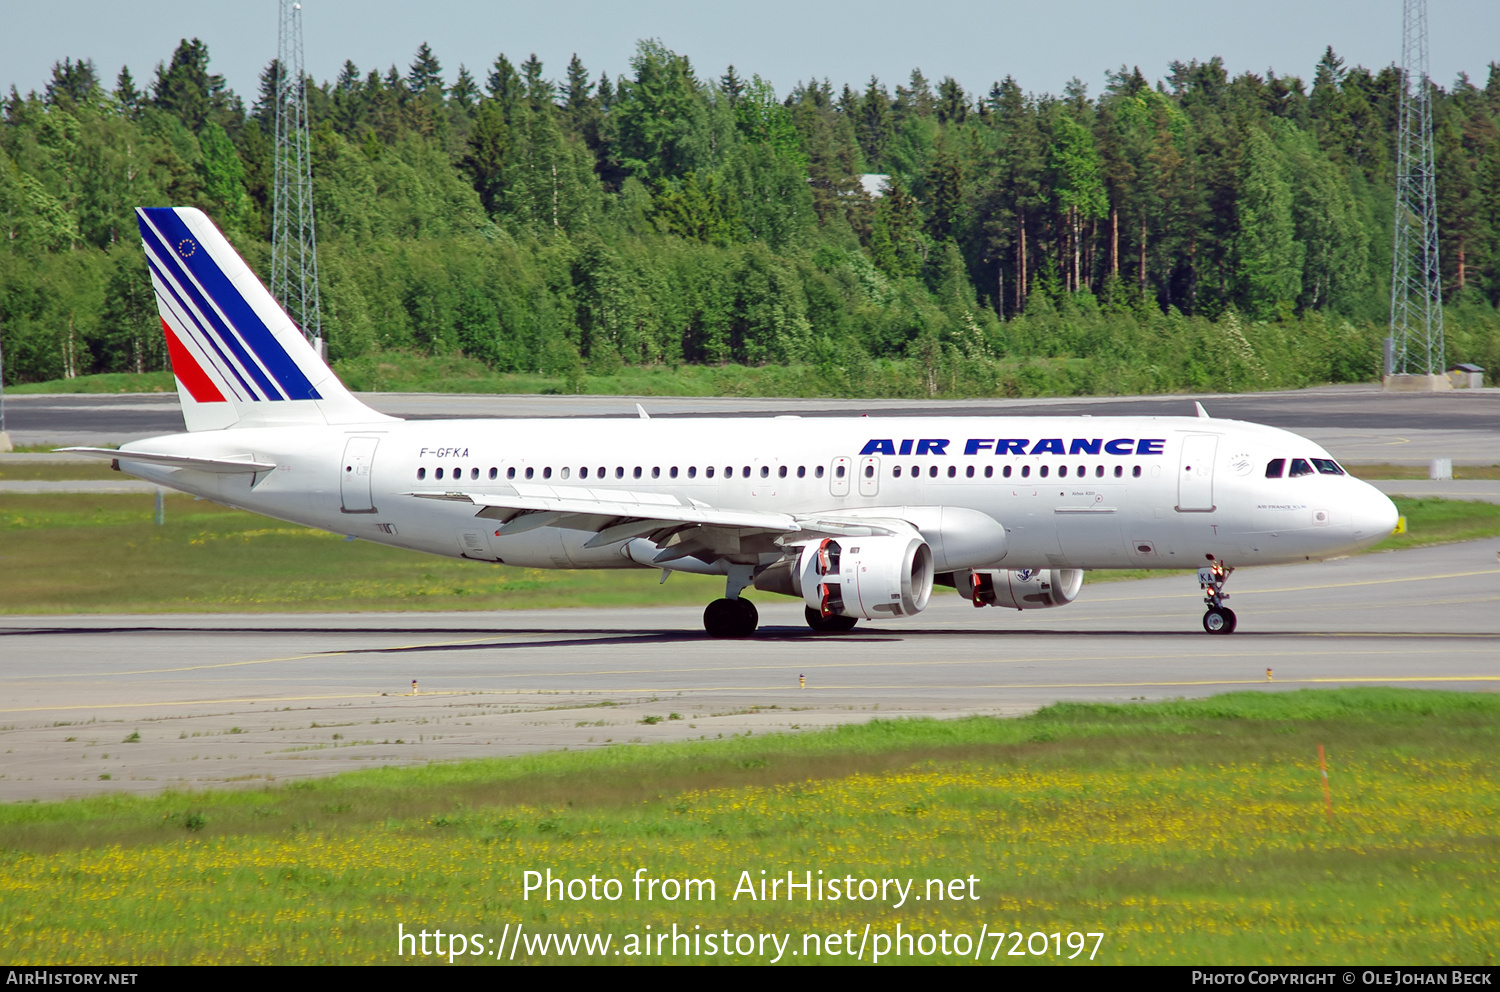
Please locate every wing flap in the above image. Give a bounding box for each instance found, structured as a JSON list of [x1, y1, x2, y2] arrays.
[[403, 489, 801, 534]]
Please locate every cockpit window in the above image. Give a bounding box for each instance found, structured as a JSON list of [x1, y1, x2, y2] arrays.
[[1265, 458, 1285, 479], [1312, 458, 1345, 475], [1288, 458, 1314, 478]]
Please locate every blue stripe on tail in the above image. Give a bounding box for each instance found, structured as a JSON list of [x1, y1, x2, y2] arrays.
[[138, 208, 322, 402]]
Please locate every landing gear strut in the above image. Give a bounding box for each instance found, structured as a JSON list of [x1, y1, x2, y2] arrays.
[[704, 564, 759, 638], [1198, 560, 1237, 634]]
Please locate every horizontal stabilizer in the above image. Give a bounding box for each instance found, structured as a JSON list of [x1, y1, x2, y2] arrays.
[[58, 447, 276, 475]]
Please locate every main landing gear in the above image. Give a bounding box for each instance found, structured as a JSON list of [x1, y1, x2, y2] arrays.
[[1198, 559, 1237, 634], [704, 564, 759, 638]]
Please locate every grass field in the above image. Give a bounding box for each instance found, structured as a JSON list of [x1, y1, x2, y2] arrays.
[[3, 492, 1497, 613], [1, 689, 1495, 965]]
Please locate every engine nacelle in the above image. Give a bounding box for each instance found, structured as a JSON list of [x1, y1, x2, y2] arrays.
[[767, 535, 935, 620], [962, 568, 1083, 610]]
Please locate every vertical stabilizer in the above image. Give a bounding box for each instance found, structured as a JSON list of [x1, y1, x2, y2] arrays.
[[136, 207, 394, 431]]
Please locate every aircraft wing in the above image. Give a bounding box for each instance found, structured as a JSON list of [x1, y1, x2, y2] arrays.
[[403, 485, 912, 561]]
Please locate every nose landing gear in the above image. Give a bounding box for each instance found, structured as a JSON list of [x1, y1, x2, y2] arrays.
[[1198, 560, 1237, 634]]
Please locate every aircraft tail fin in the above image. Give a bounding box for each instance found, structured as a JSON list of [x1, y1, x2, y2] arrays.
[[135, 207, 395, 432]]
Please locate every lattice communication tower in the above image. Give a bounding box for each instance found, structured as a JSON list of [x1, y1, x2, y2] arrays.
[[1389, 0, 1443, 376], [271, 0, 322, 350]]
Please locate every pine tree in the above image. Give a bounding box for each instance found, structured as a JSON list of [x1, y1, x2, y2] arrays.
[[408, 43, 444, 98]]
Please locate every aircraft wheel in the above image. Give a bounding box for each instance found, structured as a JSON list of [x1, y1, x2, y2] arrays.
[[1202, 607, 1237, 635], [705, 598, 757, 638], [805, 606, 858, 633]]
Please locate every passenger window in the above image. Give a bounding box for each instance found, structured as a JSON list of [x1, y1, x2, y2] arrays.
[[910, 464, 918, 476], [778, 466, 787, 478], [1265, 459, 1285, 479], [984, 466, 993, 478], [436, 468, 444, 480], [580, 467, 589, 479], [706, 466, 715, 478], [947, 466, 956, 478], [560, 467, 570, 480], [452, 466, 460, 478], [1059, 465, 1068, 478], [489, 467, 497, 480], [1078, 465, 1085, 477], [929, 466, 938, 478], [864, 465, 874, 478], [651, 467, 660, 479], [1003, 465, 1012, 478], [966, 466, 975, 478], [470, 468, 479, 480], [835, 465, 845, 479], [1289, 458, 1314, 478], [597, 467, 604, 478], [507, 467, 516, 480], [1095, 465, 1104, 477], [893, 466, 902, 477], [615, 467, 624, 479], [1132, 466, 1141, 478], [762, 466, 770, 478], [634, 467, 643, 479], [797, 466, 805, 478], [1113, 465, 1122, 478], [816, 466, 824, 478], [670, 467, 678, 479], [542, 467, 552, 480], [1021, 466, 1030, 478], [687, 466, 696, 478], [743, 466, 751, 478], [1040, 465, 1049, 478], [417, 467, 426, 480], [725, 466, 733, 478], [1312, 458, 1345, 475], [525, 467, 534, 480]]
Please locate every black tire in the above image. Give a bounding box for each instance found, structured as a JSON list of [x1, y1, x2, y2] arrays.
[[805, 606, 858, 633], [1202, 607, 1236, 635], [705, 598, 757, 638]]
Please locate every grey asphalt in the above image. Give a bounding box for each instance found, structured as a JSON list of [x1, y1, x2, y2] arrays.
[[2, 538, 1496, 801], [6, 385, 1500, 463]]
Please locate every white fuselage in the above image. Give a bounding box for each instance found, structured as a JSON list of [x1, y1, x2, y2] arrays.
[[115, 414, 1399, 576]]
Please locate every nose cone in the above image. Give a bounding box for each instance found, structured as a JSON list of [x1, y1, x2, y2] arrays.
[[1351, 482, 1400, 547]]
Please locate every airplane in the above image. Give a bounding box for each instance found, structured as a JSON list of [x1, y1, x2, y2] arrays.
[[63, 207, 1401, 637]]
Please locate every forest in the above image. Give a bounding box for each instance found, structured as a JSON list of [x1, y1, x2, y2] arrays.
[[3, 38, 1499, 396]]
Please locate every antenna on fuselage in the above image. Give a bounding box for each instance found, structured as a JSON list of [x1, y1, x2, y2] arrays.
[[1194, 401, 1210, 419], [636, 403, 651, 420]]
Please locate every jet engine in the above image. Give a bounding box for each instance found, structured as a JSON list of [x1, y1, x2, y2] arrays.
[[756, 534, 935, 619], [961, 567, 1083, 610]]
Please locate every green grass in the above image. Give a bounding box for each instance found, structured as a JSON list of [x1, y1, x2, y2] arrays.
[[2, 689, 1496, 964], [4, 371, 176, 394], [0, 462, 122, 481], [0, 493, 723, 613], [3, 494, 1497, 611], [1347, 463, 1500, 481]]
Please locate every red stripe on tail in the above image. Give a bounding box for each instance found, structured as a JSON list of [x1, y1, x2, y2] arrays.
[[161, 319, 226, 402]]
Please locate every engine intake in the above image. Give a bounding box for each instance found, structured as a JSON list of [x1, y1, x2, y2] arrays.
[[758, 535, 935, 620]]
